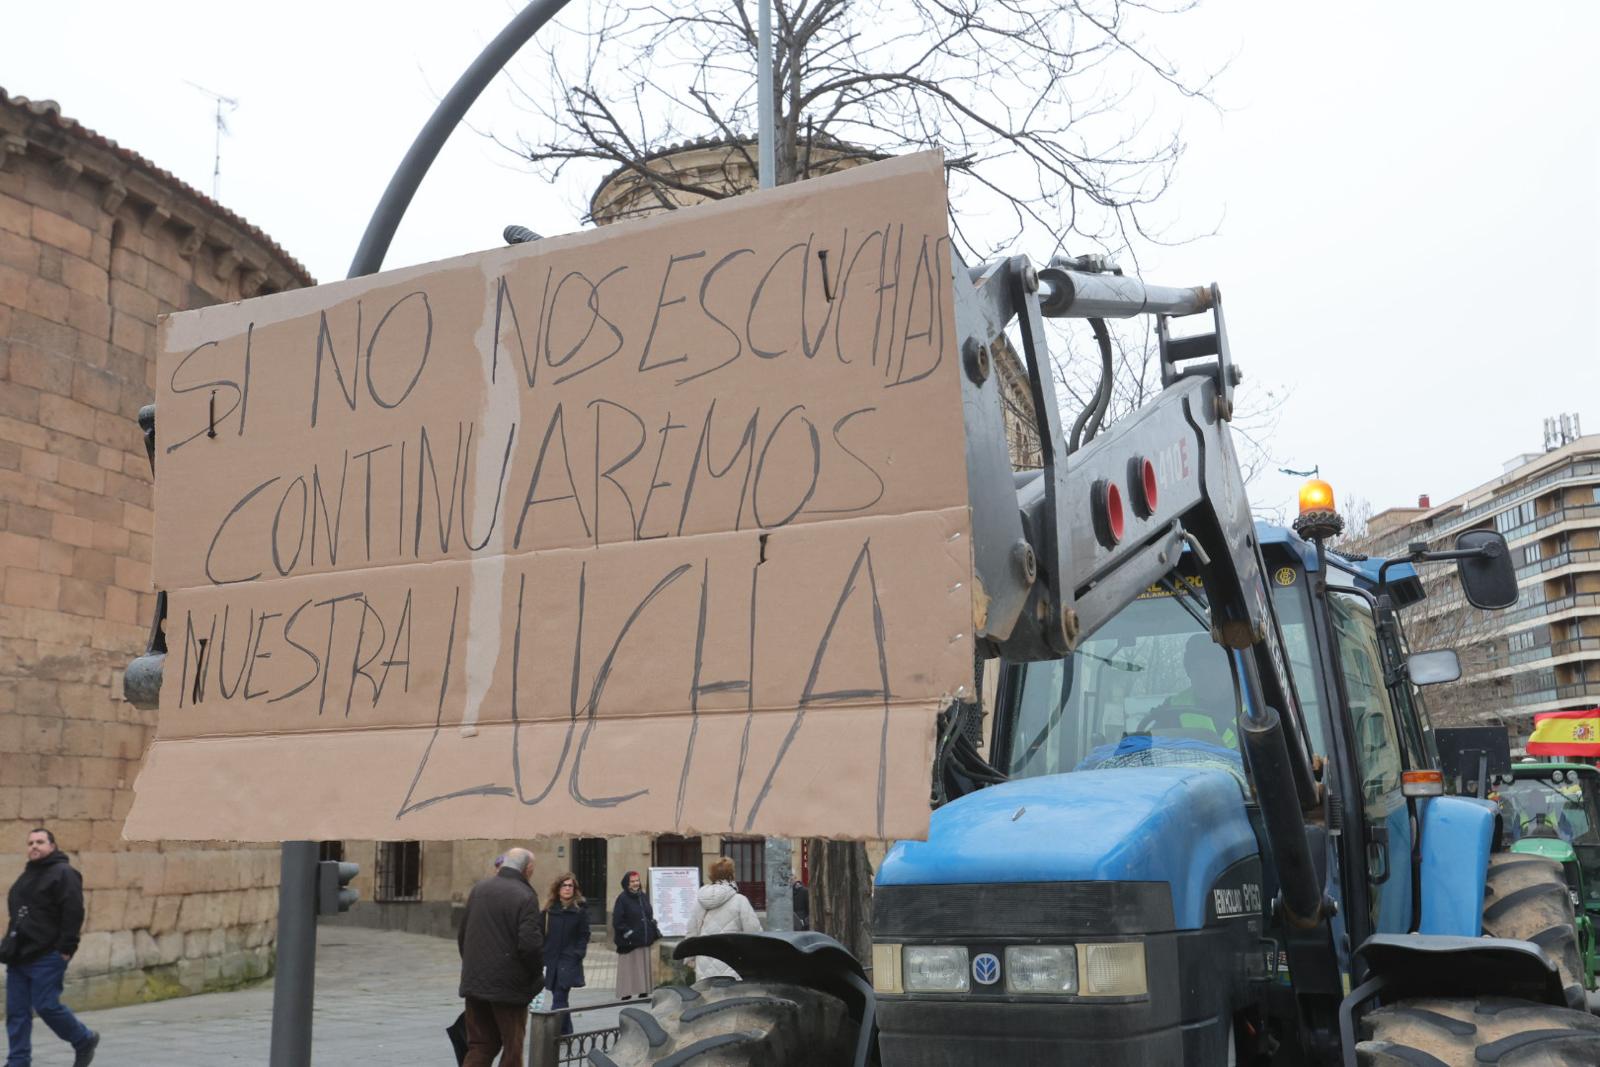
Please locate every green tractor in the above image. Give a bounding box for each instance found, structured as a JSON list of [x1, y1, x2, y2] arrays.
[[1491, 762, 1600, 994]]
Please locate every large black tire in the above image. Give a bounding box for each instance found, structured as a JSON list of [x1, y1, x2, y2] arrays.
[[1355, 996, 1600, 1065], [1482, 853, 1586, 1006], [592, 978, 857, 1065]]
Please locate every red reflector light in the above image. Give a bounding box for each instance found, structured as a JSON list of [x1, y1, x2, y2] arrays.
[[1129, 457, 1158, 518], [1107, 483, 1125, 543], [1093, 479, 1124, 548]]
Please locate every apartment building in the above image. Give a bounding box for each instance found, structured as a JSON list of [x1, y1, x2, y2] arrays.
[[1355, 428, 1600, 744]]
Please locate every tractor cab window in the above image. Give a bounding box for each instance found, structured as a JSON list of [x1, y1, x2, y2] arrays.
[[1002, 582, 1247, 789], [1328, 593, 1403, 806], [1265, 569, 1329, 760], [999, 570, 1331, 793], [1497, 775, 1600, 847]]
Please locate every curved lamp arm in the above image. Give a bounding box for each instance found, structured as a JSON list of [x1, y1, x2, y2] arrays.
[[346, 0, 574, 280]]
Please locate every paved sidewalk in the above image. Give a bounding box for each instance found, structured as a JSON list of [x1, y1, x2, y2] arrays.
[[22, 926, 626, 1065]]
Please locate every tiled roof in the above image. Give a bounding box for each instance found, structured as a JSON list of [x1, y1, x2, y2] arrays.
[[0, 87, 315, 287]]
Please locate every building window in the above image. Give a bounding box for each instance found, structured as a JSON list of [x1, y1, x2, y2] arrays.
[[721, 837, 767, 909], [1495, 499, 1536, 535], [572, 838, 608, 926], [375, 841, 422, 902], [653, 834, 703, 870], [318, 841, 345, 863], [1523, 542, 1542, 566]]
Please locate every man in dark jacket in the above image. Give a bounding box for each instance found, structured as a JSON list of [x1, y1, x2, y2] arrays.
[[5, 828, 98, 1067], [792, 879, 811, 931], [457, 848, 543, 1067]]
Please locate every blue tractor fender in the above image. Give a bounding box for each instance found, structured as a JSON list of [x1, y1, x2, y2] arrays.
[[1416, 794, 1496, 937]]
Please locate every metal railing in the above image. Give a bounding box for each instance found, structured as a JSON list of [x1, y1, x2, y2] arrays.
[[1515, 547, 1600, 579], [528, 1000, 628, 1067], [1430, 462, 1600, 542], [1499, 503, 1600, 545], [1509, 678, 1600, 709], [1359, 464, 1600, 558], [1507, 635, 1600, 668], [1497, 592, 1600, 630]]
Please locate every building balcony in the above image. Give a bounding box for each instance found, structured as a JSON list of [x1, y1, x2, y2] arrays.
[[1496, 592, 1600, 631], [1506, 635, 1600, 668], [1501, 502, 1600, 544], [1507, 678, 1600, 710], [1515, 547, 1600, 580], [1426, 461, 1600, 543]]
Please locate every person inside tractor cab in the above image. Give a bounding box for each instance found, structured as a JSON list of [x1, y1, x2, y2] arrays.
[[1141, 634, 1239, 748], [1498, 781, 1577, 844]]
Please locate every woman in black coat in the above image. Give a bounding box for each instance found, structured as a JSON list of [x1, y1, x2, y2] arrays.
[[612, 871, 661, 999], [543, 872, 590, 1036]]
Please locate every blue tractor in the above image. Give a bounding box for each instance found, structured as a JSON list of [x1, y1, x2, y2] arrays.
[[606, 250, 1600, 1065]]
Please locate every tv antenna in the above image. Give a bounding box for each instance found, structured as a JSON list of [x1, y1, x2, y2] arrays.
[[185, 81, 239, 199]]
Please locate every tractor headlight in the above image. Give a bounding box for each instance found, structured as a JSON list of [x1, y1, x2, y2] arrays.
[[903, 946, 969, 992], [1079, 941, 1148, 996], [1004, 945, 1078, 994]]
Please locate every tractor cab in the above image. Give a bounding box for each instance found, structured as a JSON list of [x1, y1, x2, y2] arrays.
[[1491, 763, 1600, 989]]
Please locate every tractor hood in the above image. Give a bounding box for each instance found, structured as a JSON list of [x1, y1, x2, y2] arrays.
[[877, 766, 1259, 930], [1511, 838, 1577, 864]]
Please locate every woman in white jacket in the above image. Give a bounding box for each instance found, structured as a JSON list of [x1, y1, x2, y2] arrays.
[[685, 856, 763, 981]]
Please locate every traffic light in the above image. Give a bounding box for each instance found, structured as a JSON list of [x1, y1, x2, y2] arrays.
[[317, 861, 360, 915]]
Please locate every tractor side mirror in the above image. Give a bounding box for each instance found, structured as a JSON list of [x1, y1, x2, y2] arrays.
[[1408, 649, 1461, 686], [1454, 530, 1517, 610]]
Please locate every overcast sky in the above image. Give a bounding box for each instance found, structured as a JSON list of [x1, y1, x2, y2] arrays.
[[4, 1, 1595, 518]]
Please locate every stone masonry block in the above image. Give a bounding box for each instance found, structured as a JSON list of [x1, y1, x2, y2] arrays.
[[0, 192, 29, 235], [134, 930, 160, 969], [76, 851, 114, 886], [156, 931, 183, 965], [17, 786, 57, 820], [90, 887, 128, 931], [59, 251, 105, 298], [6, 344, 73, 394], [219, 891, 243, 928], [149, 895, 180, 935], [3, 568, 58, 610], [30, 206, 93, 258], [57, 576, 105, 617], [74, 931, 111, 975], [24, 275, 69, 323], [107, 930, 136, 972], [123, 889, 154, 931], [177, 892, 221, 931], [36, 393, 96, 439]]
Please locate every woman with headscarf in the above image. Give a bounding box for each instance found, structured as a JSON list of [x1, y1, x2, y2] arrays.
[[611, 870, 661, 1000], [542, 872, 590, 1036]]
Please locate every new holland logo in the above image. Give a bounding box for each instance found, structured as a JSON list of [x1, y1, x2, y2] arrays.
[[972, 952, 1000, 986]]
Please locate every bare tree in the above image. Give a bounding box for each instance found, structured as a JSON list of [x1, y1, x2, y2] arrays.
[[1337, 495, 1374, 544], [1044, 317, 1288, 488], [494, 0, 1224, 959], [499, 0, 1221, 257]]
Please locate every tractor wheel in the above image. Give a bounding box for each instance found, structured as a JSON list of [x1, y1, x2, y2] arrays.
[[1355, 995, 1600, 1066], [591, 978, 857, 1065], [1482, 853, 1586, 1006]]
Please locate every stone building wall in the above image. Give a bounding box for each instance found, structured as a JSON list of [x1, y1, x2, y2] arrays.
[[0, 89, 311, 1008]]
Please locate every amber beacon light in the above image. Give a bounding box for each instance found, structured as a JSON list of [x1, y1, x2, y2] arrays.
[[1292, 478, 1344, 541], [1297, 479, 1335, 517]]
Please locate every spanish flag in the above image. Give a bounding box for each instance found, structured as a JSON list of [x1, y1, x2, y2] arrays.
[[1526, 708, 1600, 757]]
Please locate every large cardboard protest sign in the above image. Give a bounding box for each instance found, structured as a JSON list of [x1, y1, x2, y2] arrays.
[[124, 151, 973, 843]]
